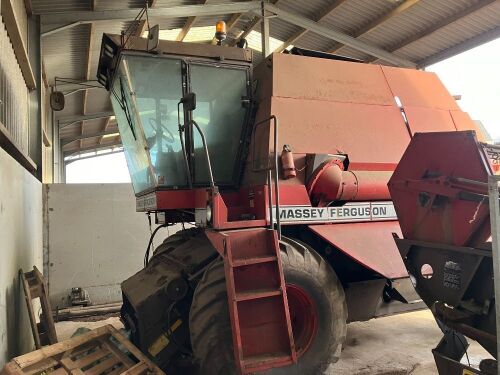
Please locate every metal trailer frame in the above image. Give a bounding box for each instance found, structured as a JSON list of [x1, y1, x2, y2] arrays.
[[390, 132, 499, 375], [488, 174, 500, 372]]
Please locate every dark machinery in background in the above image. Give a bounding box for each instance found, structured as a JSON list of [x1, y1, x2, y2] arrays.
[[390, 131, 500, 374]]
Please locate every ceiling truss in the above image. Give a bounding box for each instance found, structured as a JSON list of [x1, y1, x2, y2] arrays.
[[43, 0, 498, 157]]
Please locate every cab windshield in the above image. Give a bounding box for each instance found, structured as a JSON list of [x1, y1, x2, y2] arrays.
[[110, 53, 250, 194]]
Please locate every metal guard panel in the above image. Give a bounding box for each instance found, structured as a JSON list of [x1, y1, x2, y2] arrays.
[[308, 221, 406, 279]]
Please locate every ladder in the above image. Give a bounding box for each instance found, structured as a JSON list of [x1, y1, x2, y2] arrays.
[[221, 228, 296, 374]]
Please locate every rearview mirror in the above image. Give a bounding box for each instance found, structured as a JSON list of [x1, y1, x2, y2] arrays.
[[147, 24, 160, 51], [50, 91, 65, 111], [182, 92, 196, 111]]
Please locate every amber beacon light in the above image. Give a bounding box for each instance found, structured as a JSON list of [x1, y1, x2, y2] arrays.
[[215, 21, 227, 45]]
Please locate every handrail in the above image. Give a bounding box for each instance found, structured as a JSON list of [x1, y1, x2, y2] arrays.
[[177, 100, 193, 188], [190, 120, 215, 189], [251, 115, 281, 239]]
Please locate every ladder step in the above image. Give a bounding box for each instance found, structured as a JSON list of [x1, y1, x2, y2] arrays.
[[232, 255, 278, 267], [242, 353, 293, 373], [235, 288, 282, 302]]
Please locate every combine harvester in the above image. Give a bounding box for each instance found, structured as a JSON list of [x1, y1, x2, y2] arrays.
[[390, 131, 499, 374], [96, 25, 485, 374]]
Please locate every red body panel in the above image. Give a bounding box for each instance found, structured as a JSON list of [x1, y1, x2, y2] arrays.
[[249, 54, 484, 191], [388, 131, 494, 248], [309, 221, 406, 279]]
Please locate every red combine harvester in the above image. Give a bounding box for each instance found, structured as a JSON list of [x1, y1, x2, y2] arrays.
[[97, 32, 485, 374], [390, 131, 499, 374]]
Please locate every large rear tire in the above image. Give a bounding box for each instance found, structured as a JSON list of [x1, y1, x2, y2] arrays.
[[189, 237, 347, 375]]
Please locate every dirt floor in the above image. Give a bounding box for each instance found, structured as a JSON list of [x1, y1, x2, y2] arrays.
[[55, 309, 491, 374]]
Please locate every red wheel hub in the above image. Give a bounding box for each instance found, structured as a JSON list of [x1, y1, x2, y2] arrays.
[[286, 284, 318, 357]]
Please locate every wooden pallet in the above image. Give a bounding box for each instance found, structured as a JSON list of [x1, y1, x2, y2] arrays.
[[1, 325, 165, 375], [20, 266, 58, 349]]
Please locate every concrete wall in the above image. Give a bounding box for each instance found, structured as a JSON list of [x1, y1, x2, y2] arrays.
[[44, 184, 177, 308], [0, 148, 43, 367]]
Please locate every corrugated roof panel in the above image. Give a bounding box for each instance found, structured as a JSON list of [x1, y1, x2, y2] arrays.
[[358, 0, 485, 51], [273, 0, 332, 20], [32, 0, 92, 14], [321, 0, 395, 35], [293, 31, 332, 52], [332, 45, 371, 62], [61, 91, 85, 118], [43, 24, 89, 84], [268, 17, 301, 44], [397, 1, 500, 62], [229, 13, 258, 42], [85, 89, 112, 114], [95, 0, 147, 10], [189, 14, 234, 28], [81, 118, 107, 135], [184, 25, 215, 42], [147, 16, 187, 30]]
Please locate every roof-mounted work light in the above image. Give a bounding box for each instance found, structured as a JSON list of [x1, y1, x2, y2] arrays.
[[215, 21, 227, 45]]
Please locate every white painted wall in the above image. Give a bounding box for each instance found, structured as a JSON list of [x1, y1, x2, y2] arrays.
[[44, 184, 177, 308], [0, 148, 43, 367]]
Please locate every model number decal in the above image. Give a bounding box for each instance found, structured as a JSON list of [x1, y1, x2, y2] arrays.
[[136, 193, 157, 211], [274, 202, 396, 223]]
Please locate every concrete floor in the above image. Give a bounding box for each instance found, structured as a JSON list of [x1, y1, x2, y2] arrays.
[[55, 310, 491, 374]]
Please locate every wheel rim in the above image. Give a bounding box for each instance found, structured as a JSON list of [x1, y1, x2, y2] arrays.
[[286, 284, 318, 358]]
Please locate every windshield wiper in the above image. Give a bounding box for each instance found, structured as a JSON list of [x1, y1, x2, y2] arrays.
[[112, 77, 136, 140]]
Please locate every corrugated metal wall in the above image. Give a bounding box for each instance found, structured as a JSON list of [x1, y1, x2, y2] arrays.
[[0, 2, 45, 366], [0, 13, 29, 155]]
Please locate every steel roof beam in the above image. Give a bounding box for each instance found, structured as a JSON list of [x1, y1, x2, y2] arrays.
[[58, 111, 114, 127], [328, 0, 421, 54], [134, 0, 161, 38], [230, 0, 280, 47], [266, 3, 416, 67], [24, 0, 33, 17], [275, 0, 349, 53], [2, 0, 37, 89], [41, 1, 261, 25], [42, 21, 93, 37], [226, 12, 244, 32], [368, 0, 496, 63], [81, 22, 95, 149], [177, 16, 197, 41], [63, 142, 123, 157], [62, 129, 119, 146], [229, 16, 261, 46], [65, 148, 124, 164], [177, 0, 208, 42], [53, 80, 103, 93], [98, 117, 112, 145]]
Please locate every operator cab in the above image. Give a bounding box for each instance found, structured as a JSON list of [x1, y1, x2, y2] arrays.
[[98, 33, 254, 195]]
